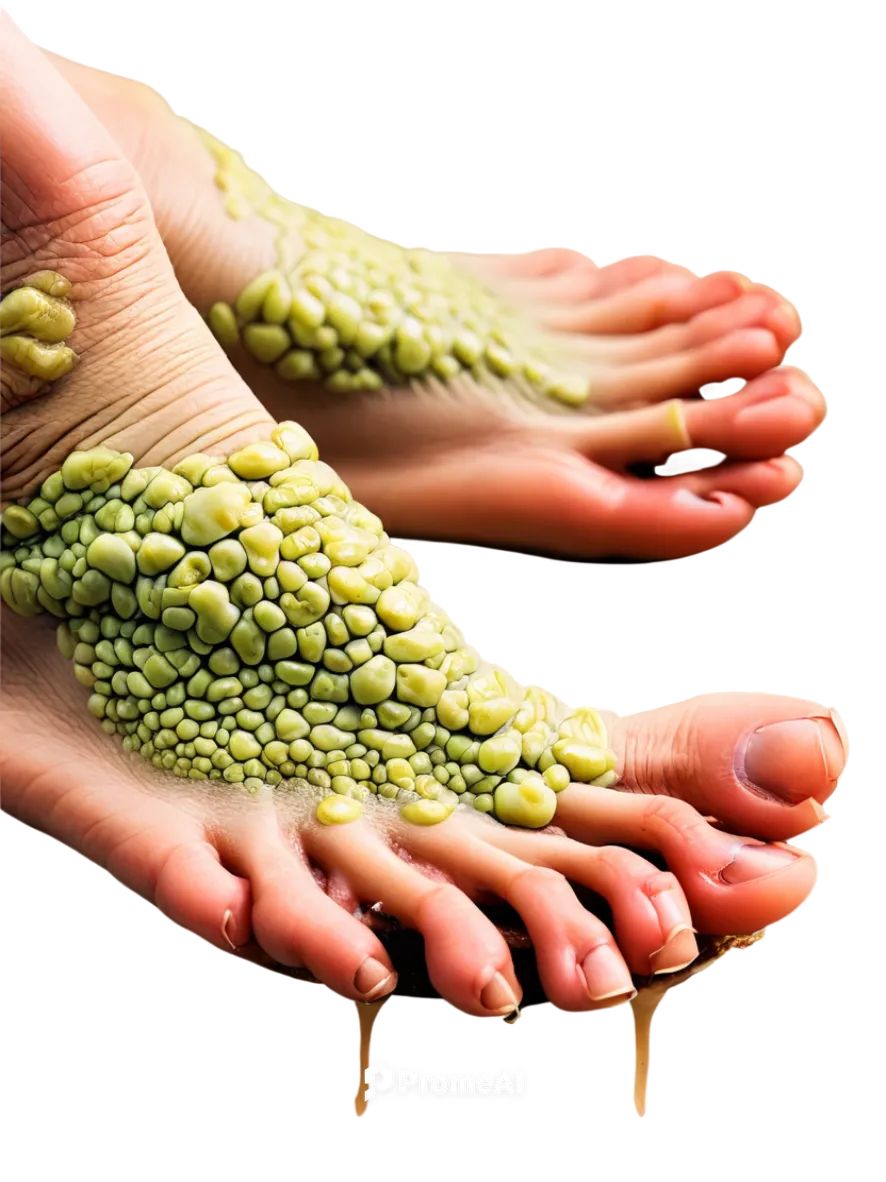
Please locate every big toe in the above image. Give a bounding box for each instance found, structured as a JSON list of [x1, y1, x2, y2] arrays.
[[610, 692, 848, 840]]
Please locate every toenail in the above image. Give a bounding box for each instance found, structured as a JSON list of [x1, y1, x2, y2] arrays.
[[827, 708, 850, 759], [581, 944, 635, 1002], [766, 305, 801, 338], [221, 908, 239, 951], [740, 717, 846, 804], [731, 274, 753, 292], [649, 926, 698, 976], [719, 843, 799, 885], [480, 971, 519, 1015], [793, 382, 831, 420], [770, 456, 812, 484], [648, 884, 686, 937], [354, 956, 397, 1001]]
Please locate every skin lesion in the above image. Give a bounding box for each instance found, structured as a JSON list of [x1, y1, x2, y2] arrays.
[[198, 128, 592, 408], [0, 272, 79, 411], [0, 418, 618, 832]]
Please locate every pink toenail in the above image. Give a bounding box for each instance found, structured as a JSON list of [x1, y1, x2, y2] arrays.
[[480, 971, 519, 1015], [581, 944, 636, 1002], [354, 956, 397, 1001], [740, 717, 846, 804], [767, 456, 800, 475], [766, 305, 801, 339], [649, 926, 698, 976], [649, 884, 686, 935], [719, 843, 799, 885]]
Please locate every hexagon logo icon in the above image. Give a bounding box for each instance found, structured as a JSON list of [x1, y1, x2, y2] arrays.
[[366, 1059, 396, 1101]]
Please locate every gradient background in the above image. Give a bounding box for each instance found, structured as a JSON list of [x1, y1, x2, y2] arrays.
[[2, 2, 880, 1178]]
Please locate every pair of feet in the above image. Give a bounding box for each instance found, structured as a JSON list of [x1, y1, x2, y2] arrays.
[[48, 50, 826, 562], [0, 15, 843, 1018]]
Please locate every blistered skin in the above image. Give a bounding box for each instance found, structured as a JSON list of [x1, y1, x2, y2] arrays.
[[0, 422, 617, 829], [0, 273, 79, 400], [200, 130, 590, 408]]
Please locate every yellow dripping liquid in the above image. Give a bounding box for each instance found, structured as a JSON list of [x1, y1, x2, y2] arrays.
[[352, 1002, 382, 1120], [633, 983, 666, 1120]]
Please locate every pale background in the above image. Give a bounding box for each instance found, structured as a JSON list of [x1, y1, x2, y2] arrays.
[[0, 4, 883, 1177]]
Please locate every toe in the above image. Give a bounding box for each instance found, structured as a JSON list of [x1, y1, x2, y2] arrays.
[[566, 367, 825, 470], [401, 820, 636, 1009], [358, 441, 766, 560], [507, 256, 695, 308], [225, 801, 398, 1001], [4, 728, 254, 952], [608, 692, 847, 840], [473, 824, 699, 979], [450, 246, 594, 282], [577, 287, 799, 366], [591, 327, 783, 406], [666, 285, 800, 356], [544, 269, 746, 336], [663, 455, 803, 509], [150, 836, 252, 951], [304, 817, 521, 1017], [554, 786, 819, 934], [541, 456, 760, 559], [682, 367, 826, 460]]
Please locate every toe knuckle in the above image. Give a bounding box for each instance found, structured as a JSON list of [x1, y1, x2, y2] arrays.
[[644, 794, 705, 839], [644, 868, 681, 899], [512, 864, 567, 896], [421, 880, 466, 916], [152, 839, 211, 912], [596, 844, 650, 878]]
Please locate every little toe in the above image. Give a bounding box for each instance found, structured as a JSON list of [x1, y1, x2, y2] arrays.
[[150, 835, 252, 952], [225, 802, 398, 1001]]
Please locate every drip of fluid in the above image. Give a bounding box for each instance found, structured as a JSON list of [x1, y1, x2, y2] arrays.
[[354, 997, 389, 1116], [352, 987, 664, 1116], [630, 982, 669, 1116]]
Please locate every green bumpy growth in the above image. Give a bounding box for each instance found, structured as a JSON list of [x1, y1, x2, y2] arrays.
[[0, 422, 616, 828], [200, 129, 590, 409], [0, 271, 78, 382]]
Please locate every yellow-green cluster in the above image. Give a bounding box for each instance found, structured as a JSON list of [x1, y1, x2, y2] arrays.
[[201, 130, 589, 408], [0, 422, 616, 827], [0, 272, 78, 383]]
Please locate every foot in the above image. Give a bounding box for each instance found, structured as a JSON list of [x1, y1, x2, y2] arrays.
[[48, 54, 825, 561], [2, 18, 843, 1020]]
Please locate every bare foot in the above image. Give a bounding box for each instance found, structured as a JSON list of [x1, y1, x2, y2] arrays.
[[48, 53, 825, 561], [2, 18, 842, 1020]]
